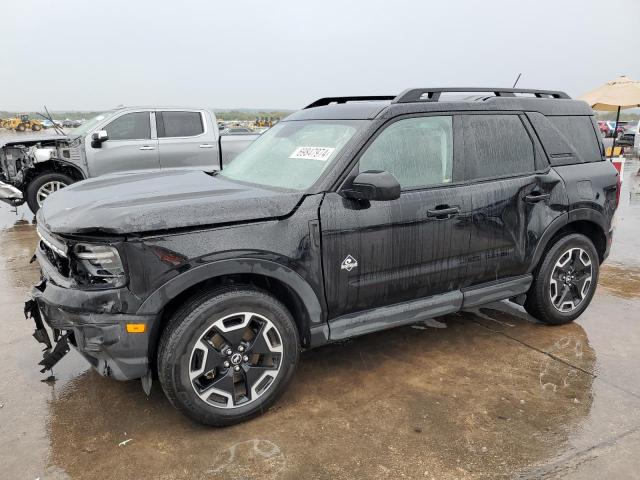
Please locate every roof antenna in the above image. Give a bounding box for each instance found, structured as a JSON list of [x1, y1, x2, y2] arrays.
[[512, 73, 522, 88]]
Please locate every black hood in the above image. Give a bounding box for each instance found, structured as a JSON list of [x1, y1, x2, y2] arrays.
[[39, 170, 303, 235]]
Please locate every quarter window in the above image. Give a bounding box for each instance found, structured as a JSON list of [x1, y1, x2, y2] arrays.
[[462, 115, 535, 179], [359, 116, 454, 189], [160, 111, 204, 138], [548, 116, 602, 163], [104, 112, 151, 141]]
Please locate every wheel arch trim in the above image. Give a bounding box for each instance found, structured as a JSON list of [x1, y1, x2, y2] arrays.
[[136, 258, 324, 328], [528, 209, 608, 273]]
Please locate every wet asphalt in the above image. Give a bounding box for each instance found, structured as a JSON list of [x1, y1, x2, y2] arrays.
[[1, 145, 640, 478]]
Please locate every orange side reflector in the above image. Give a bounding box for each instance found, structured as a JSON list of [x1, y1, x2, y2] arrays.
[[126, 323, 146, 333]]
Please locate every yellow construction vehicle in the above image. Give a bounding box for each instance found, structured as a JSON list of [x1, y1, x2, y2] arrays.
[[4, 114, 42, 132]]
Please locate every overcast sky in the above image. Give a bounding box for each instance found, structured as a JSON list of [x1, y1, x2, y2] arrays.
[[3, 0, 639, 111]]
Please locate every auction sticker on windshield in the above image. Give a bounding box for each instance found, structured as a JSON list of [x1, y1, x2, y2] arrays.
[[289, 146, 335, 161]]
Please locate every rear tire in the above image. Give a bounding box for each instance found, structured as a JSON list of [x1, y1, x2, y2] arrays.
[[26, 172, 74, 214], [32, 124, 42, 131], [524, 233, 599, 325], [157, 286, 300, 426]]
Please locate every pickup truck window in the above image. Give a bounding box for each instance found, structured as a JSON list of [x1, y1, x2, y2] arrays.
[[158, 111, 204, 138], [359, 116, 453, 189], [220, 120, 366, 190], [105, 112, 151, 141]]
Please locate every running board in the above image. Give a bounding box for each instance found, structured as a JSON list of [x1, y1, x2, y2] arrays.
[[327, 274, 532, 341], [329, 291, 462, 341], [461, 274, 532, 308]]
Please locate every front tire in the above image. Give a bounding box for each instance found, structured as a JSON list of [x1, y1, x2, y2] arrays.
[[525, 233, 599, 325], [157, 286, 300, 426], [26, 172, 74, 214]]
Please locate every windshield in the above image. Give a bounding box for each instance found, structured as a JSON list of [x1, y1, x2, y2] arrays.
[[68, 110, 116, 138], [220, 120, 366, 190]]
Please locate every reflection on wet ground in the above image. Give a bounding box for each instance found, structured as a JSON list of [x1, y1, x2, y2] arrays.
[[1, 161, 639, 479]]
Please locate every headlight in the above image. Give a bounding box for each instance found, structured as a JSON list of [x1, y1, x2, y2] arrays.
[[72, 244, 126, 288]]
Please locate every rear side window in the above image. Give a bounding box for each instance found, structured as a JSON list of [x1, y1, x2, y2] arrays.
[[105, 112, 151, 140], [359, 116, 454, 189], [159, 111, 204, 138], [548, 116, 602, 163], [462, 115, 535, 180]]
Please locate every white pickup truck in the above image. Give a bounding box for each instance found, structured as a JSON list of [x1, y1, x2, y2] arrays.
[[0, 106, 259, 213]]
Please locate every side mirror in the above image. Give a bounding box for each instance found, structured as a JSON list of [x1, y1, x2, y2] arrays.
[[343, 170, 401, 202], [91, 130, 108, 148]]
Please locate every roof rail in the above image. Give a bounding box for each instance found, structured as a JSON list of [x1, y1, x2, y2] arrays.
[[304, 96, 395, 109], [393, 88, 571, 103]]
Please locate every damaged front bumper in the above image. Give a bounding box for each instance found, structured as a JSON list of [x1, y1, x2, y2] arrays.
[[0, 180, 23, 206], [25, 278, 157, 381]]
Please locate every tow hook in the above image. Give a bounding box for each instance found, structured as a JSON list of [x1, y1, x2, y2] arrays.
[[24, 299, 71, 373]]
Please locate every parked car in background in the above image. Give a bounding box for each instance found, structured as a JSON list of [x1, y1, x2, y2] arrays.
[[62, 119, 82, 128], [597, 120, 610, 136], [26, 87, 619, 426], [0, 106, 259, 213], [616, 121, 639, 150]]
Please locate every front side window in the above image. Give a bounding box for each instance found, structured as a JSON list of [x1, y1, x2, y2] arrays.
[[160, 111, 204, 137], [359, 116, 453, 189], [220, 120, 366, 190], [105, 112, 151, 141], [463, 115, 535, 180]]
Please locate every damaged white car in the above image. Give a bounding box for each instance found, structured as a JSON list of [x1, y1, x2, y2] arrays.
[[0, 107, 259, 213]]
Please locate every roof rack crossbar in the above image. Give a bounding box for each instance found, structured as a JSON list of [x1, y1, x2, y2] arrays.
[[393, 88, 570, 103], [304, 96, 396, 109]]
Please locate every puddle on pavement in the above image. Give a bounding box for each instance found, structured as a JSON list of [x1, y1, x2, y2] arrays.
[[599, 263, 640, 299], [38, 306, 600, 479]]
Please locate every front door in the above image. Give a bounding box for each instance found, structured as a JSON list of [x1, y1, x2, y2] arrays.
[[320, 115, 472, 319], [86, 111, 159, 177]]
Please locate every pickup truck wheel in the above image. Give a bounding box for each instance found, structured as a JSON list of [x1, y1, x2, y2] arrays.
[[26, 172, 74, 213], [157, 286, 300, 426], [524, 233, 599, 325]]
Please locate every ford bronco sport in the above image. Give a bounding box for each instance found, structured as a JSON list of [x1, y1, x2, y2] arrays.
[[26, 88, 620, 426]]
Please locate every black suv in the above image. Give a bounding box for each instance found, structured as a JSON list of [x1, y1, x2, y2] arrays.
[[26, 88, 620, 425]]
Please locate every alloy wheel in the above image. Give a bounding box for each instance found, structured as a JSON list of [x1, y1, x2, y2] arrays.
[[189, 312, 283, 409], [36, 181, 67, 207], [549, 247, 593, 312]]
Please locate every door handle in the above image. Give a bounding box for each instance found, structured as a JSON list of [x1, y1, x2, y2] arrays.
[[139, 146, 155, 151], [199, 144, 215, 149], [524, 192, 550, 203], [427, 205, 460, 219]]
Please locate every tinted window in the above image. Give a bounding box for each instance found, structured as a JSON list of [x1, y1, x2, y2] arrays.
[[463, 115, 535, 179], [105, 112, 151, 141], [160, 111, 204, 137], [359, 116, 453, 189], [549, 116, 602, 163]]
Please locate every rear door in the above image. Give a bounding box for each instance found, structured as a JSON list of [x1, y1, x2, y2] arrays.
[[157, 110, 220, 171], [320, 115, 472, 319], [460, 113, 564, 286], [87, 110, 159, 177]]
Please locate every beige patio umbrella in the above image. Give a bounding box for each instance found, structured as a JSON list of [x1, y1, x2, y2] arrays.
[[579, 75, 640, 157]]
